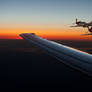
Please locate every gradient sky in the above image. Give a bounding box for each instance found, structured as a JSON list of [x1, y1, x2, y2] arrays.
[[0, 0, 92, 40]]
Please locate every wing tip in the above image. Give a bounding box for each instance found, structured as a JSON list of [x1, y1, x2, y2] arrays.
[[19, 33, 36, 36]]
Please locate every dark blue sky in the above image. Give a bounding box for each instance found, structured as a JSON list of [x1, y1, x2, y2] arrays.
[[0, 0, 92, 25]]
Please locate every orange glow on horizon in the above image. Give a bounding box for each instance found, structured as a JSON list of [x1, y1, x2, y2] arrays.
[[0, 27, 92, 41], [0, 32, 92, 41], [0, 34, 22, 39]]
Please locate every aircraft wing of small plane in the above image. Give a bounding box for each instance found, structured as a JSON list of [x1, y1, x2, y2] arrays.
[[70, 25, 79, 27], [20, 33, 92, 76], [81, 33, 92, 35]]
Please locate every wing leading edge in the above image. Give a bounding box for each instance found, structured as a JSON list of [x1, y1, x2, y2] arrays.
[[20, 33, 92, 76]]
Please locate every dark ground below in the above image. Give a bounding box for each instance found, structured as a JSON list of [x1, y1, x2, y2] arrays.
[[0, 39, 92, 88]]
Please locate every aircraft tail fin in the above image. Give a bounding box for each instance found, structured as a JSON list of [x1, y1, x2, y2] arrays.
[[76, 18, 78, 24]]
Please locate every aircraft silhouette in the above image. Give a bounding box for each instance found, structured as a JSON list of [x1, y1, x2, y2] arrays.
[[71, 18, 92, 35]]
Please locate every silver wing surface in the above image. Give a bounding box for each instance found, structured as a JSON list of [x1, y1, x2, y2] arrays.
[[20, 33, 92, 76]]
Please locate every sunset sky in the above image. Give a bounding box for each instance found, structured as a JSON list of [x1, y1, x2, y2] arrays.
[[0, 0, 92, 40]]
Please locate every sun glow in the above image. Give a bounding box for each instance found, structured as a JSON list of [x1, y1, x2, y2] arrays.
[[0, 23, 92, 40], [0, 25, 92, 40]]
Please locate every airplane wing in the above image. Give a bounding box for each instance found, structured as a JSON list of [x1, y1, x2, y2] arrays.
[[81, 33, 92, 35], [20, 33, 92, 76], [70, 25, 80, 27]]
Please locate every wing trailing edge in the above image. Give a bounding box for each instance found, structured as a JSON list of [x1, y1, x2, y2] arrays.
[[20, 33, 92, 76]]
